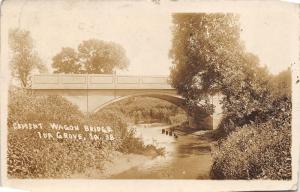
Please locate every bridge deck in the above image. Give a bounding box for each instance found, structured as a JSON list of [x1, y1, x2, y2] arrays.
[[31, 74, 174, 90]]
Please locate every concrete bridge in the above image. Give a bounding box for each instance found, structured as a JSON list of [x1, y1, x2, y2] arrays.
[[30, 74, 222, 130]]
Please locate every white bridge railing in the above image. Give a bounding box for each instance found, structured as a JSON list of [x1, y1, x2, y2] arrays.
[[31, 74, 174, 90]]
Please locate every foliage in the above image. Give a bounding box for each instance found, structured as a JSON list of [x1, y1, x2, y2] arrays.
[[168, 113, 188, 125], [169, 13, 292, 180], [52, 47, 81, 74], [169, 13, 242, 115], [211, 96, 291, 180], [7, 88, 168, 178], [98, 96, 187, 125], [52, 39, 129, 74], [210, 70, 292, 180], [115, 128, 165, 156], [270, 68, 291, 98], [8, 87, 83, 126], [7, 87, 109, 178], [8, 131, 110, 178], [90, 97, 186, 153], [169, 13, 274, 129], [8, 29, 47, 88]]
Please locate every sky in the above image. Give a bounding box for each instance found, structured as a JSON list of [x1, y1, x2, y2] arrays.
[[1, 0, 299, 75]]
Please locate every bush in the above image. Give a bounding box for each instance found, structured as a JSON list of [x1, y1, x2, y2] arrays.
[[99, 96, 187, 124], [90, 108, 132, 152], [210, 69, 292, 180], [8, 131, 110, 178], [8, 87, 84, 126], [7, 88, 165, 178], [7, 87, 112, 178], [211, 97, 291, 180], [168, 113, 188, 125], [91, 109, 164, 155]]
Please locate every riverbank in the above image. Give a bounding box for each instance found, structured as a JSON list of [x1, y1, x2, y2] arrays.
[[71, 123, 216, 179], [70, 151, 155, 178], [109, 124, 216, 179]]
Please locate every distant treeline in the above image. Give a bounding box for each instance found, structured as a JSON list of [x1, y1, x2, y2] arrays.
[[92, 97, 187, 125]]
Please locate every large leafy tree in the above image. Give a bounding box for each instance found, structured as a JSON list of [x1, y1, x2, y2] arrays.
[[9, 29, 46, 88], [169, 13, 272, 131], [52, 47, 81, 73], [170, 13, 292, 180], [52, 39, 129, 74]]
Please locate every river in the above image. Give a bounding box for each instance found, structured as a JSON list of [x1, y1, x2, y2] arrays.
[[109, 123, 212, 179]]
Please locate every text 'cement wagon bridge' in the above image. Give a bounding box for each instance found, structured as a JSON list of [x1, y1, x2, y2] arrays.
[[30, 74, 222, 130]]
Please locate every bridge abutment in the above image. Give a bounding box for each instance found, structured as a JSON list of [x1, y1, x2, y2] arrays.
[[187, 113, 212, 130], [187, 95, 223, 130]]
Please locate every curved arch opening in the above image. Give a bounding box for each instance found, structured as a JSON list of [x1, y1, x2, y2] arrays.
[[93, 92, 187, 114], [92, 92, 189, 126]]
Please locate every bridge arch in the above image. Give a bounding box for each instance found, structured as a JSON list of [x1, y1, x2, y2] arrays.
[[91, 92, 215, 130], [93, 92, 187, 114], [30, 74, 220, 129]]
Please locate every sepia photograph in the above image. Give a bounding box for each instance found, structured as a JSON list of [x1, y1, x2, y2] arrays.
[[0, 0, 299, 191]]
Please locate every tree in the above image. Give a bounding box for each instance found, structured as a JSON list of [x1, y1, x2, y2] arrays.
[[9, 29, 46, 88], [52, 39, 129, 74], [52, 47, 81, 73], [169, 13, 272, 131], [169, 14, 242, 114]]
